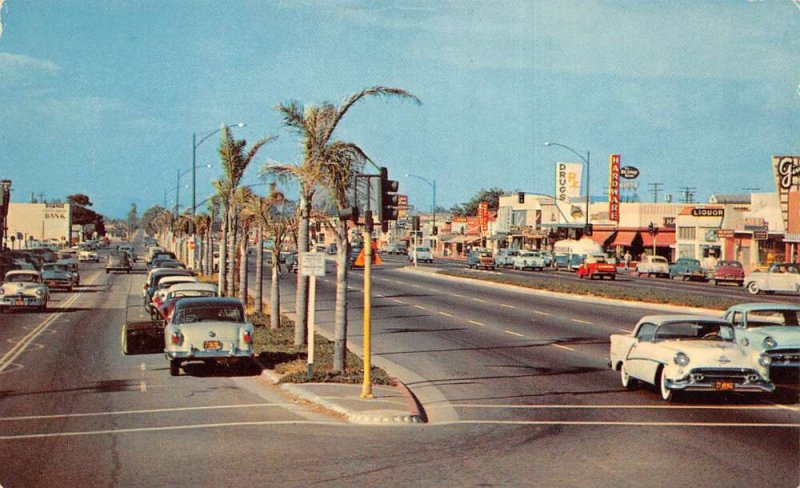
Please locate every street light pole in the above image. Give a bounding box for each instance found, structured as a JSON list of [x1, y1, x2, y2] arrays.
[[192, 122, 246, 217], [406, 173, 437, 240], [544, 142, 591, 228]]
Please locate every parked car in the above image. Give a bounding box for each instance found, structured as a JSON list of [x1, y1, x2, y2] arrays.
[[325, 243, 337, 255], [711, 260, 745, 287], [609, 314, 774, 401], [78, 249, 100, 263], [744, 263, 800, 295], [494, 249, 518, 268], [143, 268, 196, 313], [150, 257, 183, 270], [722, 303, 800, 383], [0, 270, 49, 312], [158, 282, 219, 323], [118, 244, 136, 262], [41, 263, 74, 291], [635, 255, 669, 278], [576, 254, 616, 280], [539, 250, 554, 268], [467, 250, 495, 270], [386, 244, 407, 255], [150, 275, 201, 319], [106, 251, 132, 274], [512, 251, 545, 271], [164, 297, 255, 376], [554, 253, 570, 270], [669, 258, 707, 281], [283, 252, 298, 273], [410, 246, 433, 263]]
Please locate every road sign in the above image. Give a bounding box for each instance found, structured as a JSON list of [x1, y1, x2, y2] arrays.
[[301, 252, 326, 277]]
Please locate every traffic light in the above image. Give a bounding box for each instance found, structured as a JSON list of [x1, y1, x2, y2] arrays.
[[379, 166, 399, 222], [339, 206, 360, 222], [518, 192, 525, 204], [584, 223, 593, 236], [411, 215, 420, 232], [647, 222, 658, 235]]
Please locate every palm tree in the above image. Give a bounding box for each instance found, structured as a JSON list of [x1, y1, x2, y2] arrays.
[[265, 86, 420, 369], [214, 127, 275, 297]]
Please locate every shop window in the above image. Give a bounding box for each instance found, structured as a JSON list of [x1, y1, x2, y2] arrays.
[[678, 227, 696, 240]]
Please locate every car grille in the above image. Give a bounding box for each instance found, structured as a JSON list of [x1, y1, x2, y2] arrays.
[[769, 348, 800, 366], [688, 368, 760, 382]]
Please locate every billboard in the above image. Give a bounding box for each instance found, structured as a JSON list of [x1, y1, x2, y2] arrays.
[[608, 154, 620, 222], [555, 162, 583, 202], [772, 155, 800, 231]]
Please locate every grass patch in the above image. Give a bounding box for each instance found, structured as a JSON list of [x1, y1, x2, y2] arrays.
[[439, 269, 742, 311], [249, 312, 393, 385]]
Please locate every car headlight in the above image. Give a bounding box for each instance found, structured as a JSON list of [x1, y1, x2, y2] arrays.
[[0, 288, 4, 295], [763, 336, 777, 349], [741, 338, 750, 347], [674, 352, 690, 366], [35, 289, 44, 296], [759, 353, 771, 367]]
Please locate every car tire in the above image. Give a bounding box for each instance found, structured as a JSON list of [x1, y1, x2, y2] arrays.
[[711, 279, 717, 286], [170, 359, 181, 376], [659, 368, 674, 402], [747, 282, 760, 295], [621, 364, 636, 389]]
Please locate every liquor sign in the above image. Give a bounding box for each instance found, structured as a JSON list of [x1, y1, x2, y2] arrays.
[[555, 162, 583, 202], [608, 154, 621, 222], [772, 155, 800, 231], [690, 208, 724, 218]]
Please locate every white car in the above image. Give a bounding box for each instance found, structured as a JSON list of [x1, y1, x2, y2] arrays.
[[409, 246, 433, 263], [610, 315, 774, 401], [722, 303, 800, 381], [78, 249, 100, 262], [636, 255, 669, 277], [513, 251, 545, 271], [0, 270, 49, 312], [164, 297, 254, 376], [494, 249, 519, 268], [744, 263, 800, 295]]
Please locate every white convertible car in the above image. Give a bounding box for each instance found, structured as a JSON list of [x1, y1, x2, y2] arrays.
[[610, 315, 775, 401], [722, 303, 800, 382], [164, 297, 254, 376]]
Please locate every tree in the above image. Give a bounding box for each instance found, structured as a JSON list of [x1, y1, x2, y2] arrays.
[[213, 127, 275, 297], [265, 86, 420, 370], [67, 193, 105, 239], [450, 187, 506, 217]]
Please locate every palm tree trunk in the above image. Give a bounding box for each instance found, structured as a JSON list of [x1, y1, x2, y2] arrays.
[[333, 218, 350, 371], [270, 247, 281, 330], [218, 209, 228, 296], [254, 226, 263, 314], [227, 211, 237, 297], [239, 229, 248, 306], [294, 193, 310, 346]]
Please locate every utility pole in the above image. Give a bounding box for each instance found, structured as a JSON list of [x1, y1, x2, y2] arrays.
[[648, 183, 663, 203], [680, 187, 696, 203]]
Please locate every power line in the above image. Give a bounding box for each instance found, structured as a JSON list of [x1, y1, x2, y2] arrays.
[[679, 186, 696, 204], [648, 183, 663, 203]]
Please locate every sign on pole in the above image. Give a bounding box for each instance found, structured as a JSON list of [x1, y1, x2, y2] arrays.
[[301, 252, 326, 277]]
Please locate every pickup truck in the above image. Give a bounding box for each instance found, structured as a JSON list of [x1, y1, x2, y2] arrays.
[[576, 254, 616, 280], [467, 250, 495, 270]]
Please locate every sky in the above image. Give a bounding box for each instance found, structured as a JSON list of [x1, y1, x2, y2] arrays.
[[0, 0, 798, 219]]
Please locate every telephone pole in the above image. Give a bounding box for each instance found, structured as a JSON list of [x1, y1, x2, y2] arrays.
[[648, 183, 663, 203], [680, 187, 696, 203]]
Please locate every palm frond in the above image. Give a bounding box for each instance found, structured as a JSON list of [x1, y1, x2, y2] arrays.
[[326, 86, 421, 142]]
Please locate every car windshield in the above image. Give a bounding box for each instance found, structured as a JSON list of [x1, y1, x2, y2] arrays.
[[652, 257, 667, 263], [43, 264, 69, 272], [740, 310, 800, 327], [717, 261, 742, 268], [655, 321, 734, 341], [416, 247, 430, 252], [170, 290, 216, 299], [174, 305, 244, 324], [6, 274, 38, 283]]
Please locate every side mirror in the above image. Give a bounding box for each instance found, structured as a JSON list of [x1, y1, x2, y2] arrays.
[[122, 321, 164, 355]]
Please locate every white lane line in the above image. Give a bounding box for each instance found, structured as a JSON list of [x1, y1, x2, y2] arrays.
[[433, 420, 800, 429], [445, 404, 800, 412], [501, 304, 515, 309], [414, 305, 426, 310], [0, 404, 287, 422], [472, 298, 485, 303], [618, 328, 632, 333], [439, 312, 453, 317], [376, 294, 385, 298], [0, 420, 344, 441], [468, 320, 485, 326], [572, 319, 592, 325], [393, 299, 407, 305], [140, 363, 147, 371], [452, 293, 464, 298], [533, 311, 551, 316], [139, 381, 147, 393], [552, 344, 576, 352], [504, 330, 525, 338]]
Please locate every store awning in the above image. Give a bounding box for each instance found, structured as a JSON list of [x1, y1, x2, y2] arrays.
[[610, 231, 638, 247], [486, 233, 508, 241], [441, 235, 481, 244], [640, 232, 675, 247], [589, 230, 616, 246]]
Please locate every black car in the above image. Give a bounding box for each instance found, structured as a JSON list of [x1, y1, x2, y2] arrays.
[[105, 251, 132, 273]]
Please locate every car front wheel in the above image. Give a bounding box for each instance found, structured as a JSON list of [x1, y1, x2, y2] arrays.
[[659, 368, 674, 402], [747, 282, 760, 295]]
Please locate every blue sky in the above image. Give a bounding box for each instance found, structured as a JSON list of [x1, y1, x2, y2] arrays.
[[0, 0, 798, 218]]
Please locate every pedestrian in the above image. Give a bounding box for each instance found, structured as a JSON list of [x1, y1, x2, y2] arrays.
[[624, 251, 631, 268]]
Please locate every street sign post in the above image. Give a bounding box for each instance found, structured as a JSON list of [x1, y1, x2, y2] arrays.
[[301, 252, 326, 378]]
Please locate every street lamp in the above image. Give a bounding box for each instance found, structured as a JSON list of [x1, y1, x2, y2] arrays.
[[193, 123, 246, 216], [175, 164, 212, 217], [405, 173, 437, 237], [544, 142, 591, 228]]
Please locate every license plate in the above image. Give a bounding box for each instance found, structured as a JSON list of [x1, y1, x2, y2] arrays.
[[48, 281, 57, 286], [203, 340, 222, 350], [15, 298, 23, 305], [715, 381, 735, 391]]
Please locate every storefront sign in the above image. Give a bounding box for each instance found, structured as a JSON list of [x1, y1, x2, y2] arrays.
[[663, 217, 676, 228], [620, 166, 639, 179], [753, 230, 768, 240], [478, 201, 489, 232], [690, 208, 724, 217], [608, 154, 620, 222], [772, 155, 800, 232], [717, 229, 735, 238], [555, 162, 583, 202]]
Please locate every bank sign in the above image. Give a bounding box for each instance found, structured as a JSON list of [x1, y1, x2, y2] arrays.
[[555, 162, 583, 202], [772, 155, 800, 231]]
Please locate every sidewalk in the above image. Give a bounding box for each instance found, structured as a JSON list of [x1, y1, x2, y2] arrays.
[[254, 365, 425, 425]]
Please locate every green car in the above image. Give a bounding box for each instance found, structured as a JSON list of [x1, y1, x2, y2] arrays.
[[669, 258, 707, 281]]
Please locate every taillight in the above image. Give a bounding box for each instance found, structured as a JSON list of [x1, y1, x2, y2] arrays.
[[243, 331, 252, 345], [143, 284, 148, 290], [171, 332, 181, 345]]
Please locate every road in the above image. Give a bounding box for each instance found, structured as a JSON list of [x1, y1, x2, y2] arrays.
[[0, 249, 797, 487]]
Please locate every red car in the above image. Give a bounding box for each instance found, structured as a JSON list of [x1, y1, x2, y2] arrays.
[[577, 254, 617, 280], [711, 260, 744, 286]]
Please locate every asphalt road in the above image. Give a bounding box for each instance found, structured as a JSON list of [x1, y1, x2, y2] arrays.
[[0, 248, 798, 487]]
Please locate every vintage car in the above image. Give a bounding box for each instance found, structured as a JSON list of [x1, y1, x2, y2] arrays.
[[669, 258, 708, 281], [56, 258, 80, 286], [164, 297, 255, 376], [512, 251, 546, 271], [494, 249, 518, 268], [105, 250, 132, 274], [385, 243, 407, 255], [78, 249, 100, 263], [609, 315, 774, 401], [744, 263, 800, 295], [409, 246, 433, 263], [722, 303, 800, 382], [283, 252, 298, 273], [117, 244, 136, 262], [576, 254, 616, 280], [711, 260, 745, 287], [635, 255, 670, 278], [539, 250, 554, 268], [0, 270, 49, 312], [143, 268, 196, 311], [41, 263, 74, 292], [149, 275, 199, 318], [158, 282, 219, 322], [467, 249, 495, 270]]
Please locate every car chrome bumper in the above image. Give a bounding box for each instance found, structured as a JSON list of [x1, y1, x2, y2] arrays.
[[166, 349, 254, 360], [665, 376, 775, 393], [0, 297, 45, 307]]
